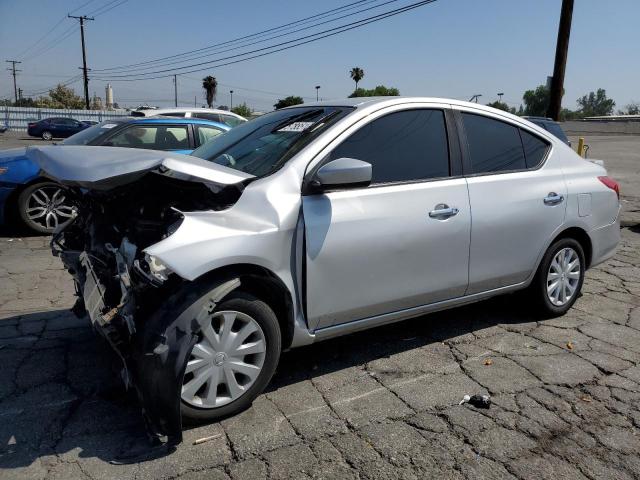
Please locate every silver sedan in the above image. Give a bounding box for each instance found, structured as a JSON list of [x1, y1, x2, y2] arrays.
[[33, 97, 621, 443]]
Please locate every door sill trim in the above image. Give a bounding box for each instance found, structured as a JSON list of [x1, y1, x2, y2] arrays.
[[312, 282, 526, 342]]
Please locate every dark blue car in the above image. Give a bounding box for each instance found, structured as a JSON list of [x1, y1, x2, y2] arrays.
[[1, 116, 230, 233], [27, 117, 92, 140]]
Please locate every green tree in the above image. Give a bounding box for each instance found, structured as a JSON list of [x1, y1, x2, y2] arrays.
[[576, 89, 615, 117], [36, 84, 84, 109], [349, 67, 365, 93], [274, 96, 304, 109], [486, 100, 516, 114], [619, 102, 639, 115], [349, 85, 400, 98], [522, 85, 550, 117], [231, 102, 253, 117], [202, 76, 218, 108]]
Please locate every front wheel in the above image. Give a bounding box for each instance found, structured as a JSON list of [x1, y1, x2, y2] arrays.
[[529, 238, 585, 317], [41, 130, 53, 140], [180, 292, 281, 422]]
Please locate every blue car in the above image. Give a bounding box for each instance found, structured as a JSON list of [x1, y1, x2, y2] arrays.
[[1, 116, 230, 233], [27, 117, 92, 140]]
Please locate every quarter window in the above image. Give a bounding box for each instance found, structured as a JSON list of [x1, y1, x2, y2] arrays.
[[196, 125, 224, 145], [462, 113, 526, 173], [329, 109, 450, 184], [520, 129, 549, 168]]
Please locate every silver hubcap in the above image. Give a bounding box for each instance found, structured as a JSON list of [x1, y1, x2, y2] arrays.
[[547, 247, 581, 306], [181, 310, 266, 409], [26, 186, 75, 231]]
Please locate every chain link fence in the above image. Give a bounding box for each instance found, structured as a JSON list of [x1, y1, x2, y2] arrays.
[[2, 106, 129, 132]]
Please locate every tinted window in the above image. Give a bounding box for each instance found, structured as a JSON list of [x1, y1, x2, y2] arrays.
[[329, 109, 449, 184], [462, 113, 526, 173], [106, 125, 189, 150], [63, 121, 122, 145], [544, 122, 569, 143], [193, 112, 222, 122], [521, 130, 549, 168], [160, 112, 186, 118]]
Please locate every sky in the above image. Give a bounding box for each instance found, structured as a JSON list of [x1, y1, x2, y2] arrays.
[[0, 0, 638, 112]]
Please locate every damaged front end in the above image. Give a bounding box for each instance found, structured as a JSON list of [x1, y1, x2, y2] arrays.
[[29, 146, 254, 445]]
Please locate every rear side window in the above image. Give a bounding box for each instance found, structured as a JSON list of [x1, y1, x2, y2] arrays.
[[160, 112, 186, 118], [544, 122, 569, 143], [520, 130, 549, 168], [220, 114, 245, 127], [193, 112, 223, 122], [329, 109, 450, 184], [462, 113, 526, 174]]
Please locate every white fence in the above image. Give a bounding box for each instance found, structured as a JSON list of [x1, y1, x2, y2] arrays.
[[2, 106, 129, 132]]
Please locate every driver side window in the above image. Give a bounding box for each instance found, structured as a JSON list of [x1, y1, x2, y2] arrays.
[[328, 109, 450, 184]]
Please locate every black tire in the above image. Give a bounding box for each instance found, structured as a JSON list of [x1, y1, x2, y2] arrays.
[[529, 237, 585, 317], [179, 291, 281, 423], [17, 182, 74, 234], [41, 130, 53, 140]]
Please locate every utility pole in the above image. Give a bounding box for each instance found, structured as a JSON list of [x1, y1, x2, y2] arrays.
[[547, 0, 574, 120], [5, 60, 22, 104], [68, 15, 94, 110], [497, 92, 504, 102], [230, 90, 234, 109], [194, 95, 197, 108], [315, 85, 321, 101], [173, 75, 178, 107]]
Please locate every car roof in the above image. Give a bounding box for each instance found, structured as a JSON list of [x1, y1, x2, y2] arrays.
[[119, 116, 230, 130], [134, 107, 246, 120]]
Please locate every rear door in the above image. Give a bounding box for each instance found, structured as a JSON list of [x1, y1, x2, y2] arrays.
[[303, 105, 471, 330], [456, 108, 566, 294]]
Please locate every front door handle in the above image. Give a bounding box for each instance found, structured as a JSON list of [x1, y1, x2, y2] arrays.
[[544, 192, 564, 205], [429, 204, 459, 219]]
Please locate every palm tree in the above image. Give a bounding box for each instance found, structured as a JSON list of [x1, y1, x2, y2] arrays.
[[349, 67, 365, 93], [202, 76, 218, 108]]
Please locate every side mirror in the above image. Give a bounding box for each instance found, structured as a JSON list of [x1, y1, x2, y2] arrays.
[[311, 157, 372, 191]]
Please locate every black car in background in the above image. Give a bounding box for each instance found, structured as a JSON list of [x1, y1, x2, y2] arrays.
[[523, 116, 572, 146], [27, 117, 91, 140]]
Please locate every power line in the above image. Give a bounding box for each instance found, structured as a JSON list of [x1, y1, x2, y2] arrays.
[[89, 0, 129, 17], [21, 24, 79, 63], [94, 0, 437, 81], [91, 0, 380, 73], [92, 0, 401, 76]]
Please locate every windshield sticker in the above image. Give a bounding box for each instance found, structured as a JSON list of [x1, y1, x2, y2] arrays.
[[101, 123, 118, 129], [277, 121, 315, 132]]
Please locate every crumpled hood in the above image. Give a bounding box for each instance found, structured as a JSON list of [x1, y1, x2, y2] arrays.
[[26, 145, 254, 190]]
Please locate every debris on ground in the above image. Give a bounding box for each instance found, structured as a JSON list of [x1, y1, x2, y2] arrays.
[[483, 358, 493, 366], [566, 342, 574, 350], [193, 434, 222, 445], [459, 394, 492, 408]]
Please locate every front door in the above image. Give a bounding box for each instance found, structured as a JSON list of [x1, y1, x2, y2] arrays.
[[303, 107, 471, 330]]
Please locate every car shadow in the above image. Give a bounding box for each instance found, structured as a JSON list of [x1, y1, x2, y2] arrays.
[[0, 293, 537, 469]]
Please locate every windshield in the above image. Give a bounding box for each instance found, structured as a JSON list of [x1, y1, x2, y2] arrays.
[[62, 120, 123, 145], [191, 106, 352, 177]]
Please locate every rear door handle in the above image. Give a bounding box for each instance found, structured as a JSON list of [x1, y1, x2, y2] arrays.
[[429, 204, 459, 219], [544, 192, 564, 205]]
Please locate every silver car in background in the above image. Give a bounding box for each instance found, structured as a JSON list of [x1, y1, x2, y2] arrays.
[[31, 97, 620, 444]]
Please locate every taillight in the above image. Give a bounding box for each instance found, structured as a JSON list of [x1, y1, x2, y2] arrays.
[[598, 176, 620, 199], [28, 122, 35, 127]]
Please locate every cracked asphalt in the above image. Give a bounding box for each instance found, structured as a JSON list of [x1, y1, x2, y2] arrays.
[[1, 137, 640, 479]]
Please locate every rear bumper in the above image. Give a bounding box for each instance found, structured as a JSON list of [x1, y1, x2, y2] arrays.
[[588, 206, 621, 268]]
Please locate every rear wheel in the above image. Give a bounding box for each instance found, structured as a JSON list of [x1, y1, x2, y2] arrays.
[[180, 292, 281, 422], [17, 182, 75, 234], [41, 130, 53, 140], [529, 238, 585, 317]]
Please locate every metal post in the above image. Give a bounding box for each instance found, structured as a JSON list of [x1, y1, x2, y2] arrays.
[[315, 85, 320, 101], [547, 0, 574, 120], [230, 90, 234, 109], [5, 60, 22, 104], [68, 15, 94, 110], [173, 75, 178, 107]]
